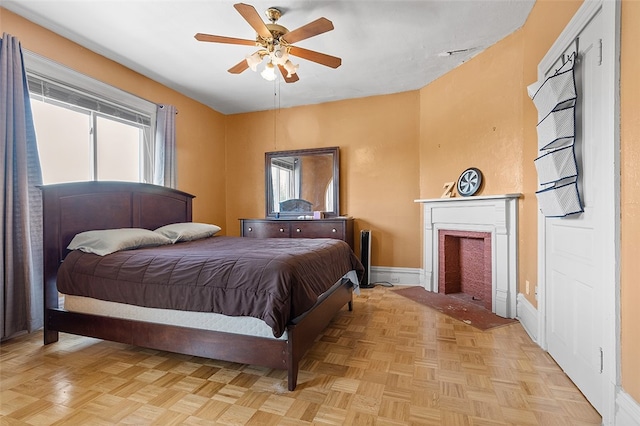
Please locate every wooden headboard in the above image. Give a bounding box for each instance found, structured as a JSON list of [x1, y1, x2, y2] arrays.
[[40, 181, 194, 313]]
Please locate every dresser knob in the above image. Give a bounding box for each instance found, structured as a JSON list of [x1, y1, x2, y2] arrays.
[[296, 228, 301, 232], [279, 228, 285, 232], [332, 228, 337, 233], [247, 227, 252, 232]]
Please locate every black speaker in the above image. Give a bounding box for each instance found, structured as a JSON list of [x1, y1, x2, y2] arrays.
[[360, 229, 374, 288]]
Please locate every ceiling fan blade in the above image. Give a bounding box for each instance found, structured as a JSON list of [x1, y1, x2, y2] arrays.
[[281, 17, 334, 45], [233, 3, 272, 40], [278, 65, 299, 83], [195, 33, 256, 46], [228, 59, 250, 74], [288, 46, 342, 69]]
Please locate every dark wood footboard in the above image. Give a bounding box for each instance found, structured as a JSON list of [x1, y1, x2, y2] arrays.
[[44, 277, 353, 390]]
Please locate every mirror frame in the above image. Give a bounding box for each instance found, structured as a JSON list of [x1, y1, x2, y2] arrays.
[[265, 146, 340, 218]]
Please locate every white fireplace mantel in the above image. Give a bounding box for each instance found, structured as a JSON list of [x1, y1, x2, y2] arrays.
[[415, 194, 521, 318]]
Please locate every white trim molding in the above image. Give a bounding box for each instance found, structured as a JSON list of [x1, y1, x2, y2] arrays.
[[516, 293, 539, 343], [23, 49, 156, 116], [615, 390, 640, 426], [370, 266, 422, 286]]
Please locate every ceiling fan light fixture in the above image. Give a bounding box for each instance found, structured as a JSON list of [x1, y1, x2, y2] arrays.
[[261, 61, 277, 81], [246, 51, 263, 71], [283, 60, 299, 77], [271, 44, 289, 65]]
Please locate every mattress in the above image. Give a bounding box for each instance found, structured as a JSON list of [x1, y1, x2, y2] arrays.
[[61, 270, 360, 341], [63, 294, 288, 340]]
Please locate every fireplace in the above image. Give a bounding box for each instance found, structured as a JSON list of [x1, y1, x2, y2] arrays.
[[415, 194, 521, 318], [439, 229, 492, 310]]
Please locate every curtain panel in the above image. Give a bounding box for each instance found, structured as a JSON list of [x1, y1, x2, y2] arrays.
[[153, 104, 177, 188], [1, 33, 44, 339]]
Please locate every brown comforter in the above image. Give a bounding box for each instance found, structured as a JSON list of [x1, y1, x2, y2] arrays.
[[57, 236, 363, 337]]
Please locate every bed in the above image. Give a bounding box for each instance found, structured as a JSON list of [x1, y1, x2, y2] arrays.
[[41, 181, 362, 391]]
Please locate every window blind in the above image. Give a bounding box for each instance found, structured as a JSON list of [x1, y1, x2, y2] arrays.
[[27, 73, 151, 127]]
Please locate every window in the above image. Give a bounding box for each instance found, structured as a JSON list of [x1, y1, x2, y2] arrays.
[[324, 177, 334, 212], [271, 158, 297, 212], [24, 51, 156, 185]]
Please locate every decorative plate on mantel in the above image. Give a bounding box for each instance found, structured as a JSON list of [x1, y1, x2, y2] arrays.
[[457, 167, 483, 197]]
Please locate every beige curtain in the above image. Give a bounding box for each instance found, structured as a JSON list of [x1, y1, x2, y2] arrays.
[[1, 33, 44, 339]]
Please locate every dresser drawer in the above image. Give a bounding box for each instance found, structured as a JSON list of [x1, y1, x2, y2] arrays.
[[291, 221, 344, 239], [240, 218, 354, 250], [242, 221, 290, 238]]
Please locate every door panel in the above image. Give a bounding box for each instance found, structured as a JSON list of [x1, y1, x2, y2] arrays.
[[544, 9, 604, 412]]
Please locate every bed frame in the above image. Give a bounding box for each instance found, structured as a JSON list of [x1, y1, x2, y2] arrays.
[[41, 181, 354, 391]]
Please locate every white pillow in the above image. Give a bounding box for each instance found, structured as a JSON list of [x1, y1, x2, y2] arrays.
[[67, 228, 172, 256], [154, 222, 221, 243]]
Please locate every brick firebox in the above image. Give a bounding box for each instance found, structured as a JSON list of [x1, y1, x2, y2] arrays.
[[438, 230, 492, 311]]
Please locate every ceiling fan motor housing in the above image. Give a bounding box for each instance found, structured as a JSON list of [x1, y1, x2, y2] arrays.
[[265, 7, 281, 23], [259, 23, 291, 63], [262, 24, 288, 43]]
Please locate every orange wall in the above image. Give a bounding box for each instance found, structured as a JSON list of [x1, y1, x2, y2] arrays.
[[418, 35, 525, 198], [225, 93, 421, 267], [0, 8, 227, 230], [300, 155, 333, 210], [620, 0, 640, 402], [419, 0, 581, 308]]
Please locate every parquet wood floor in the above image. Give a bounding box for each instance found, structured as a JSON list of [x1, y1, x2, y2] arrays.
[[1, 286, 601, 425]]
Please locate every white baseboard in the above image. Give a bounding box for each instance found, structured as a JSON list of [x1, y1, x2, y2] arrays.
[[370, 266, 422, 286], [516, 293, 539, 343], [616, 389, 640, 426]]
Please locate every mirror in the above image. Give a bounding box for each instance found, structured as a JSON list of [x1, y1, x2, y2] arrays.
[[265, 147, 339, 218]]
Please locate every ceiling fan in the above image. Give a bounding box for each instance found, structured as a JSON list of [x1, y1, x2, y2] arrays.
[[194, 3, 342, 83]]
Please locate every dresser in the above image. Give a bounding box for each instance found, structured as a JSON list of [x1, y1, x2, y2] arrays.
[[240, 217, 354, 250]]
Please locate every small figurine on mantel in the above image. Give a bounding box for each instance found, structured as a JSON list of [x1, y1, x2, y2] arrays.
[[441, 182, 455, 198]]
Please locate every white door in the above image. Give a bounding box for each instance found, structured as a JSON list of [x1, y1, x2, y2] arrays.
[[544, 9, 608, 413]]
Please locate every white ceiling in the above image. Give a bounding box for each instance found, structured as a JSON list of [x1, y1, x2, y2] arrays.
[[2, 0, 535, 115]]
